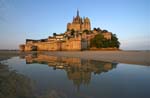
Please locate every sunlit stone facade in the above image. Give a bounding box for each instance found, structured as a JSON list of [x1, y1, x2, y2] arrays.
[[19, 10, 112, 51], [67, 10, 91, 31]]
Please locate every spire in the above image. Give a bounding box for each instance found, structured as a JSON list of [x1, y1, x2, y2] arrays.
[[77, 9, 79, 17]]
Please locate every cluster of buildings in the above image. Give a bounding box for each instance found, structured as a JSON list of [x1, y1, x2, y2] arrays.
[[19, 10, 112, 51]]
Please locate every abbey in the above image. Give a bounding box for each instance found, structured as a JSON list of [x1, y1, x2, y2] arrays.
[[19, 10, 114, 51], [67, 10, 91, 31]]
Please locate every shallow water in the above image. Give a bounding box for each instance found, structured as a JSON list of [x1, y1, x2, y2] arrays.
[[0, 53, 150, 98]]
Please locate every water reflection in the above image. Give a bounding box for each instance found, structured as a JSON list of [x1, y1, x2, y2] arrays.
[[1, 52, 150, 98], [0, 63, 34, 98], [23, 53, 117, 89]]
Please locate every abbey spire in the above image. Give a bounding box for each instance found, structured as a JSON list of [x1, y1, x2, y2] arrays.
[[67, 10, 91, 31], [77, 9, 79, 17]]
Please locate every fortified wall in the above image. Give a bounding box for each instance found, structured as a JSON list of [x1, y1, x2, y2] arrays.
[[20, 36, 87, 51], [20, 10, 112, 51]]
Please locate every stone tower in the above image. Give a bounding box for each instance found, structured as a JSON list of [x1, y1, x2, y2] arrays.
[[67, 10, 91, 32]]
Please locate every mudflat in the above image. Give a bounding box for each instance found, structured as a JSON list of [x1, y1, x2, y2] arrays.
[[0, 50, 150, 66], [0, 50, 19, 61], [44, 51, 150, 66]]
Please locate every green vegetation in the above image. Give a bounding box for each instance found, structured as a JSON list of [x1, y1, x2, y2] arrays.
[[90, 33, 104, 48], [53, 33, 57, 36], [90, 33, 120, 48], [83, 29, 91, 34], [93, 27, 102, 32]]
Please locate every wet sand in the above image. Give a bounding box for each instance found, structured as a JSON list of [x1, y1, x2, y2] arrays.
[[0, 50, 19, 61], [44, 51, 150, 66], [0, 50, 150, 66]]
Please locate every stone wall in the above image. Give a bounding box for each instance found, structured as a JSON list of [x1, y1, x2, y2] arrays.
[[36, 42, 59, 51], [61, 39, 82, 51], [22, 38, 84, 51], [19, 45, 25, 51], [25, 44, 33, 51]]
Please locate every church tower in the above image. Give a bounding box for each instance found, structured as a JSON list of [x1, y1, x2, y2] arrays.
[[67, 10, 91, 31]]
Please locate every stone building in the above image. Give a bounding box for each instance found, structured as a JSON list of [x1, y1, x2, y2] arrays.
[[67, 10, 91, 31], [19, 10, 113, 51], [20, 36, 85, 51]]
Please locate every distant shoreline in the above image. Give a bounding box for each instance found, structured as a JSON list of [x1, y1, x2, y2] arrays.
[[0, 50, 150, 66], [0, 50, 19, 61]]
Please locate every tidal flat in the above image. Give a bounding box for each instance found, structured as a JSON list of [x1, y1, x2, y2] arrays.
[[1, 50, 150, 65], [0, 51, 150, 98]]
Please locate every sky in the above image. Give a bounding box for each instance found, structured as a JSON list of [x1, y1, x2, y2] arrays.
[[0, 0, 149, 50]]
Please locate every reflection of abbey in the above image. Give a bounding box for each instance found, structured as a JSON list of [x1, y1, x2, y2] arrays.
[[23, 53, 117, 88], [20, 10, 112, 51]]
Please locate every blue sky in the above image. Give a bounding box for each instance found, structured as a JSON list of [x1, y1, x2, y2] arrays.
[[0, 0, 149, 50]]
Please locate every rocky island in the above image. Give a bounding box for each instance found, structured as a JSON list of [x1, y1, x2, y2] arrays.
[[19, 10, 120, 51]]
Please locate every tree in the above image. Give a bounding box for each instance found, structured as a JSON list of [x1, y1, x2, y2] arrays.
[[93, 28, 97, 31], [93, 27, 101, 32], [110, 34, 120, 48], [102, 30, 108, 33], [83, 29, 90, 34], [53, 33, 57, 36], [90, 33, 104, 48], [102, 39, 110, 48], [90, 33, 120, 48], [97, 28, 102, 32]]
